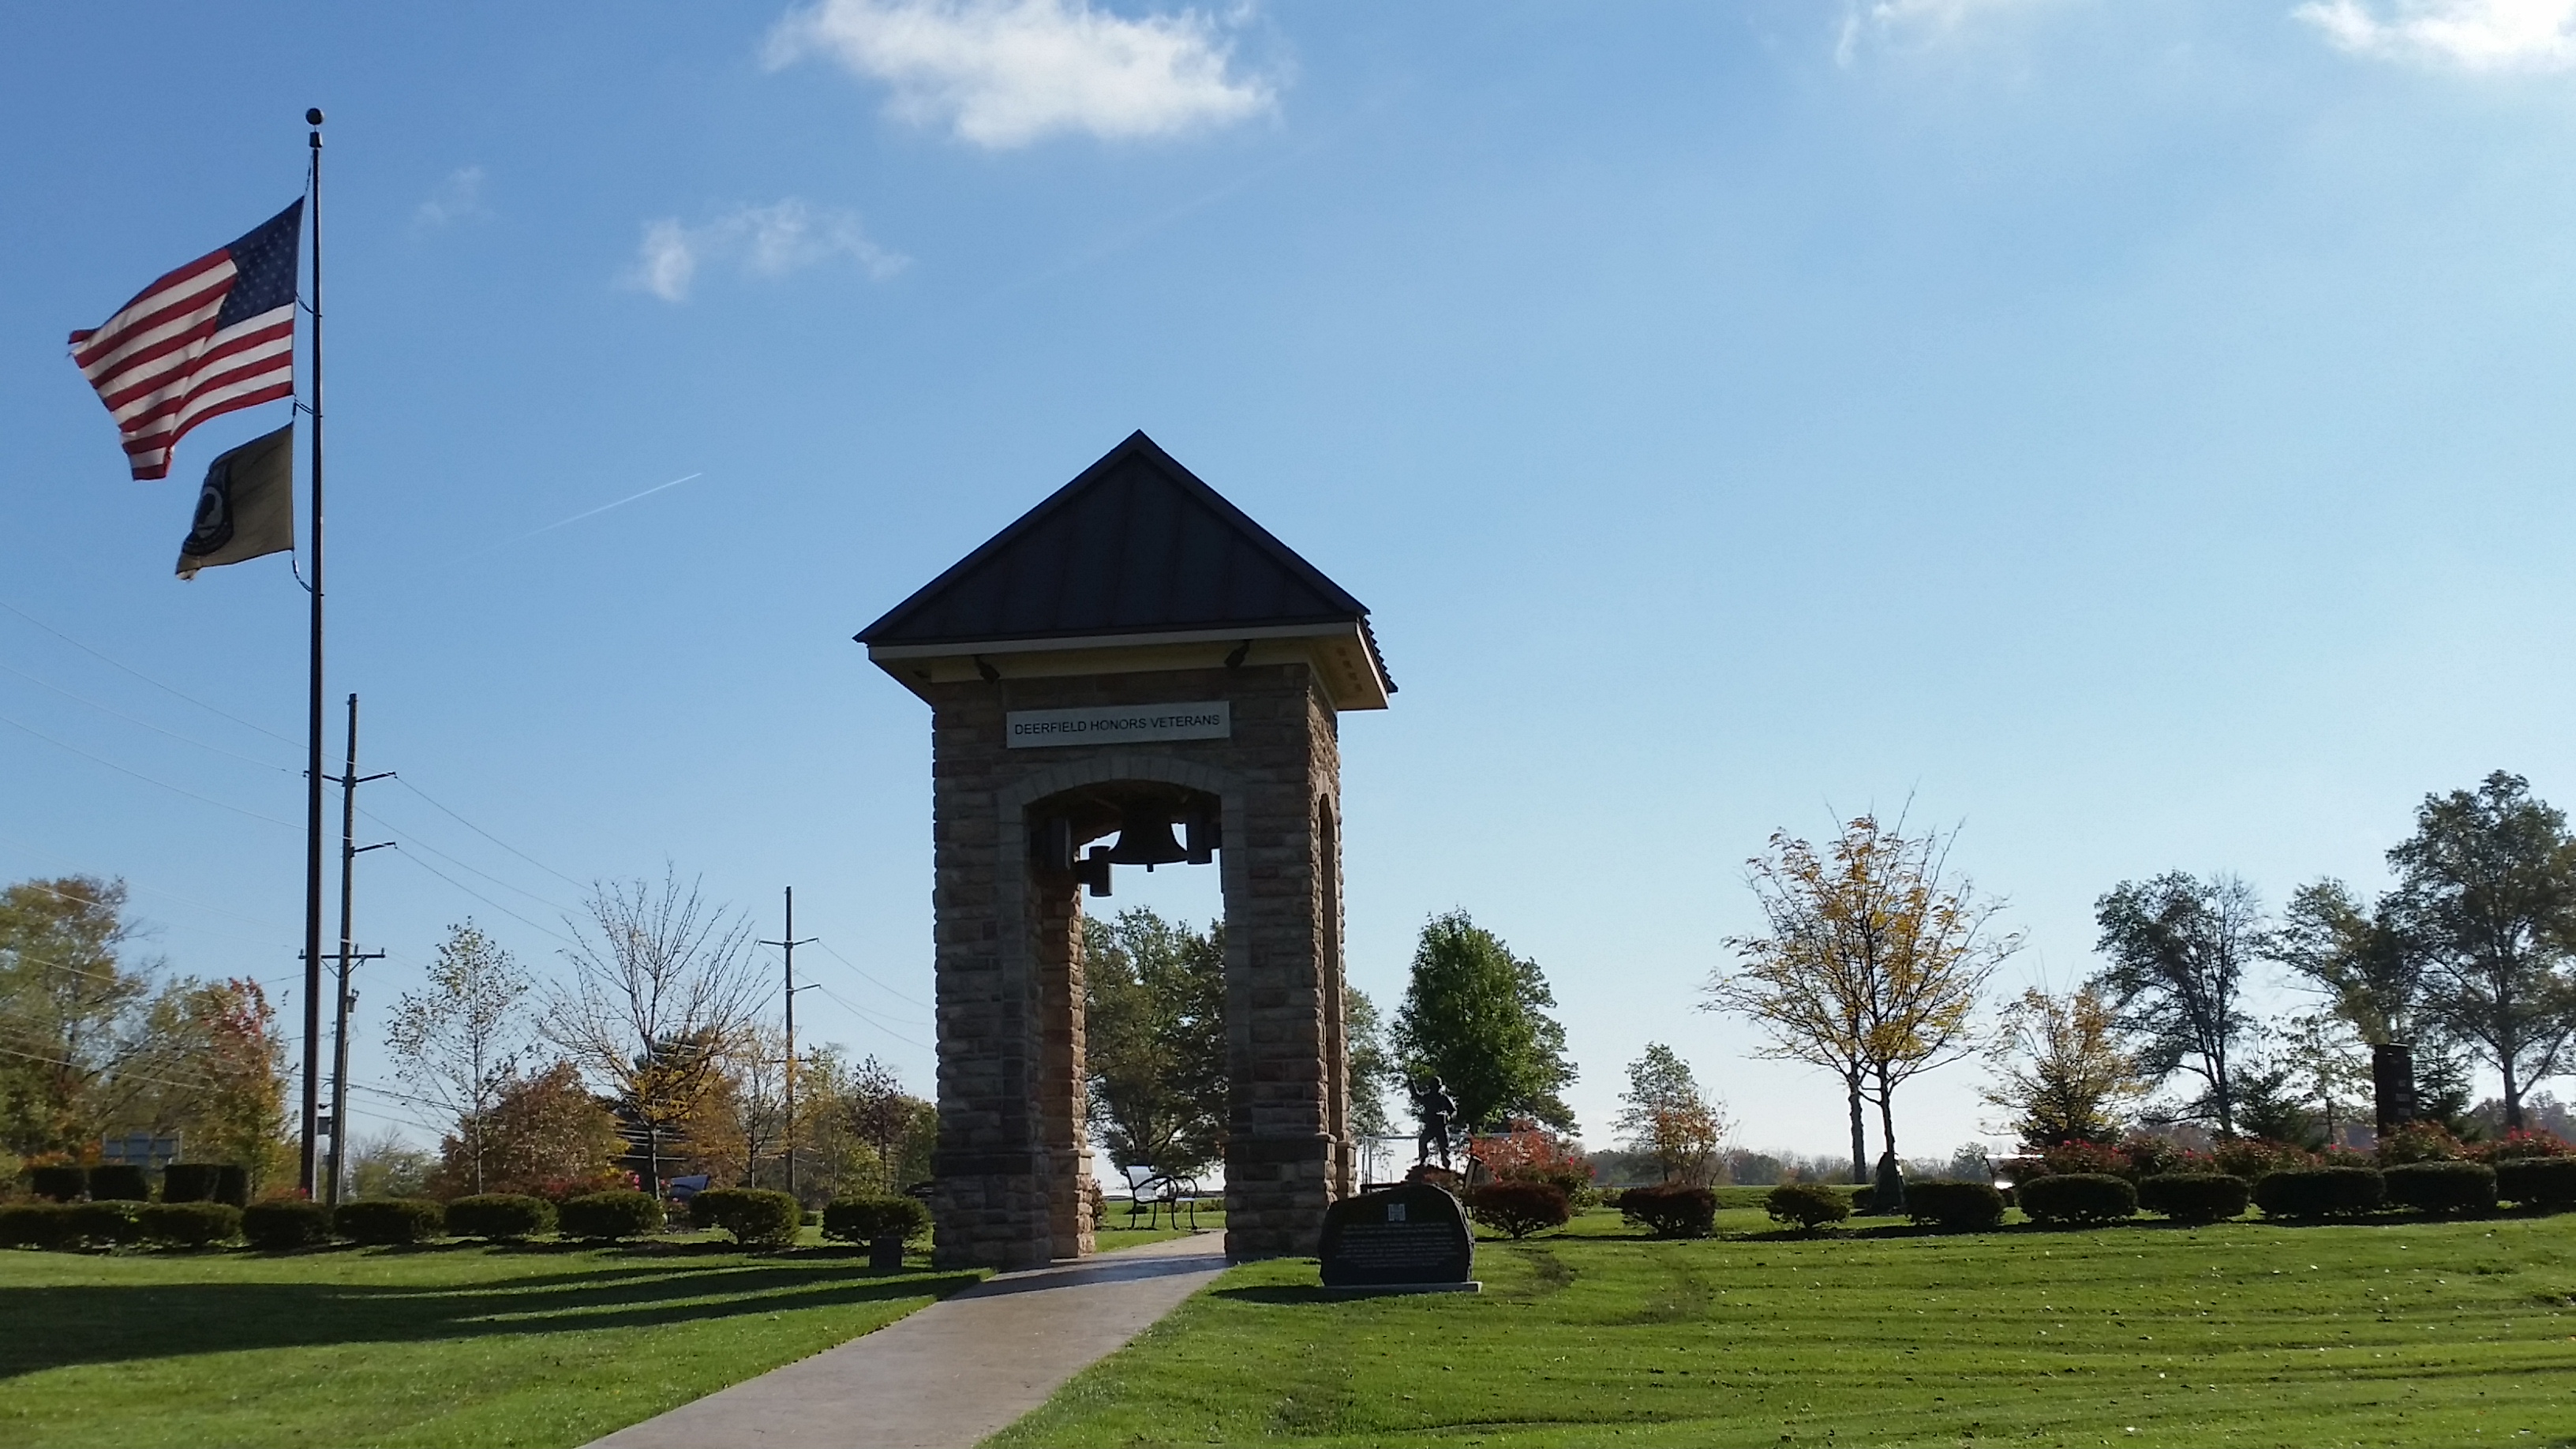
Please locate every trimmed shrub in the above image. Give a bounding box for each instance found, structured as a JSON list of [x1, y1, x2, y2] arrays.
[[1619, 1185, 1717, 1237], [242, 1199, 335, 1250], [1762, 1182, 1849, 1234], [139, 1201, 241, 1248], [1464, 1181, 1573, 1240], [2213, 1139, 2316, 1183], [156, 1163, 253, 1208], [1848, 1185, 1874, 1214], [558, 1189, 661, 1241], [691, 1188, 803, 1248], [2477, 1129, 2574, 1164], [87, 1164, 150, 1201], [2041, 1140, 2133, 1180], [822, 1195, 933, 1245], [1904, 1180, 2005, 1232], [0, 1203, 69, 1249], [2383, 1160, 2496, 1215], [63, 1200, 144, 1247], [2377, 1121, 2470, 1166], [2019, 1172, 2137, 1226], [2117, 1135, 2198, 1181], [444, 1194, 555, 1241], [2496, 1158, 2576, 1209], [2253, 1166, 2384, 1220], [28, 1165, 85, 1202], [335, 1198, 445, 1245], [161, 1163, 219, 1202], [2137, 1173, 2250, 1223]]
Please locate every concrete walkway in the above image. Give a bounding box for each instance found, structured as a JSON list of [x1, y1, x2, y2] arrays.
[[587, 1233, 1230, 1449]]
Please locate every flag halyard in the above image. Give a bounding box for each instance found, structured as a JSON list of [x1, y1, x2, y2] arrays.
[[69, 200, 302, 481]]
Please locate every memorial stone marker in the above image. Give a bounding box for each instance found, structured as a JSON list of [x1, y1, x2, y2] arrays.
[[1318, 1181, 1478, 1293]]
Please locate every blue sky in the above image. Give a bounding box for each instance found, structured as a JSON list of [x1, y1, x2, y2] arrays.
[[8, 0, 2576, 1164]]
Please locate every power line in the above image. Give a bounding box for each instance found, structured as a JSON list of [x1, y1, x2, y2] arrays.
[[386, 848, 579, 947], [806, 980, 934, 1052], [814, 938, 935, 1012], [391, 777, 590, 891], [0, 839, 301, 936], [0, 597, 300, 747], [0, 661, 296, 772], [0, 710, 299, 829], [354, 803, 578, 915]]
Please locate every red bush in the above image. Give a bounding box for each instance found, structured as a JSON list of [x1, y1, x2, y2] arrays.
[[1471, 1121, 1593, 1197], [2377, 1122, 2469, 1166], [2212, 1138, 2316, 1182], [2474, 1129, 2573, 1163], [2041, 1140, 2132, 1180]]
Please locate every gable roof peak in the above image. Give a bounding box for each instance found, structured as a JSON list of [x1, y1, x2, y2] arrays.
[[856, 432, 1384, 677]]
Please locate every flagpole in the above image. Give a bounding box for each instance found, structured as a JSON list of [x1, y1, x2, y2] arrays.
[[297, 106, 328, 1198]]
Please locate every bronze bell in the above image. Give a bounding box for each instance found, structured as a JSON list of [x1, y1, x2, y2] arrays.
[[1104, 802, 1188, 867]]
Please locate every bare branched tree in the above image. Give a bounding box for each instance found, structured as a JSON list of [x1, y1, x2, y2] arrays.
[[544, 872, 764, 1197], [386, 921, 530, 1195]]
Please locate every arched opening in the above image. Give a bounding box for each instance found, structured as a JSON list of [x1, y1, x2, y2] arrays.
[[1024, 780, 1226, 1260]]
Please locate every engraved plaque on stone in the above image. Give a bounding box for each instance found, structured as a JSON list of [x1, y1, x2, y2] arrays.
[[1318, 1182, 1474, 1289]]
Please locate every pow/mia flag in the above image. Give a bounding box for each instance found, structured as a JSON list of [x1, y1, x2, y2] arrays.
[[176, 424, 294, 579]]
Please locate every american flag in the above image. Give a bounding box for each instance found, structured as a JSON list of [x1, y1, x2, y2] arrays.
[[69, 200, 303, 481]]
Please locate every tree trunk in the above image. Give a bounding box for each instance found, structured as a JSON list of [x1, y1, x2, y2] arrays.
[[1846, 1076, 1866, 1184], [2503, 1058, 2524, 1132], [1876, 1079, 1899, 1167], [646, 1122, 663, 1200]]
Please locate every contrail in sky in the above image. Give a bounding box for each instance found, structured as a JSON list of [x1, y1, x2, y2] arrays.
[[459, 471, 704, 561]]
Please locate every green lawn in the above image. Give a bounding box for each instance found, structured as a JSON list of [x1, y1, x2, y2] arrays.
[[0, 1238, 979, 1449], [994, 1205, 2576, 1448]]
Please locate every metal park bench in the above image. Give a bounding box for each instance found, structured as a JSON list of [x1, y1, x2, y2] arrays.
[[1120, 1165, 1204, 1230]]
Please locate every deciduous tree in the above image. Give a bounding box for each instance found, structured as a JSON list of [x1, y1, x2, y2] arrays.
[[1345, 986, 1396, 1138], [1980, 985, 2143, 1150], [426, 1059, 626, 1198], [2386, 771, 2576, 1131], [1391, 911, 1575, 1133], [1612, 1043, 1728, 1187], [844, 1054, 935, 1193], [129, 977, 291, 1190], [543, 872, 763, 1196], [1711, 817, 2014, 1180], [1083, 908, 1226, 1177], [385, 920, 530, 1195], [0, 876, 153, 1156], [2091, 871, 2263, 1136]]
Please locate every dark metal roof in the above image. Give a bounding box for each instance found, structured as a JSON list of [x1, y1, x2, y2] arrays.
[[859, 432, 1386, 679]]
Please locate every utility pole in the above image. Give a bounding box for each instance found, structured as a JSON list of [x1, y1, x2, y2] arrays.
[[760, 886, 818, 1199], [326, 691, 392, 1207]]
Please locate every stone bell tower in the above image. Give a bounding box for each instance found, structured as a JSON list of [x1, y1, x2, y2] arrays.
[[856, 431, 1393, 1269]]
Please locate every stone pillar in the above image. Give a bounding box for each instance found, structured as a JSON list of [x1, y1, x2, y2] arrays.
[[2372, 1042, 2418, 1139], [924, 662, 1353, 1268]]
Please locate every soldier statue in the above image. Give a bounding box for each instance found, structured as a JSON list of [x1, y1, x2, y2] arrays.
[[1411, 1076, 1458, 1170]]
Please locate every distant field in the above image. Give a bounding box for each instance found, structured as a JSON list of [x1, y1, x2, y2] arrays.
[[0, 1237, 976, 1449], [994, 1204, 2576, 1447]]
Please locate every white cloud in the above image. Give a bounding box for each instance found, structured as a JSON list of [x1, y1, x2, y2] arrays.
[[1836, 0, 2057, 65], [415, 166, 487, 227], [766, 0, 1274, 148], [2295, 0, 2576, 71], [626, 200, 909, 302]]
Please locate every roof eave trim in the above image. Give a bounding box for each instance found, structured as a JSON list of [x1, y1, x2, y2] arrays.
[[864, 619, 1363, 661]]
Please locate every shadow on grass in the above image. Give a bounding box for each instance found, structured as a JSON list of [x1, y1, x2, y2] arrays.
[[0, 1260, 982, 1381], [1208, 1283, 1345, 1305]]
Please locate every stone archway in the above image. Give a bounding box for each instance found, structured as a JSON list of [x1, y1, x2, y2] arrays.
[[856, 432, 1392, 1268]]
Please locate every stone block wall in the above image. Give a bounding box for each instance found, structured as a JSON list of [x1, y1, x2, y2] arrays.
[[923, 661, 1354, 1267]]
